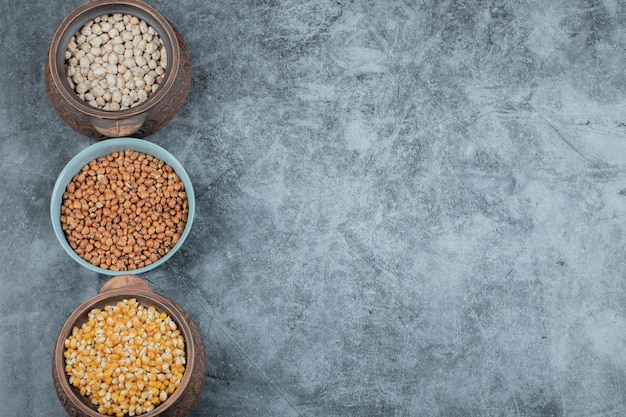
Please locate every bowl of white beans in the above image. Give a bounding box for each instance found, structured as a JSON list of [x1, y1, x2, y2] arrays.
[[45, 0, 191, 140]]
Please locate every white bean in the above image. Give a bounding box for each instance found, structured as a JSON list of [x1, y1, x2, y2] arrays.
[[72, 72, 83, 85], [108, 52, 119, 65], [64, 13, 167, 110], [106, 74, 117, 87], [134, 78, 145, 90], [143, 73, 155, 86], [93, 67, 106, 79], [121, 94, 132, 107], [91, 85, 105, 97], [134, 55, 146, 67], [131, 67, 146, 78], [146, 42, 158, 54], [105, 63, 116, 74], [76, 83, 88, 94], [89, 36, 103, 48], [79, 57, 90, 69], [123, 58, 136, 69]]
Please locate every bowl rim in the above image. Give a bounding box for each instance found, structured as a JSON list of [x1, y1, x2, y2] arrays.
[[50, 137, 195, 276], [47, 0, 181, 118], [52, 285, 197, 416]]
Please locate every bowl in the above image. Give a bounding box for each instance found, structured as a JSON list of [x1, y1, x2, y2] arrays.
[[45, 0, 192, 140], [51, 137, 195, 275], [52, 274, 207, 417]]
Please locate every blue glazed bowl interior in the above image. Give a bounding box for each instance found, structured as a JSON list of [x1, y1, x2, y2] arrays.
[[50, 138, 195, 275]]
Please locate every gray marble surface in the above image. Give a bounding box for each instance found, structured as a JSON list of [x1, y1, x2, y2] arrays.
[[2, 0, 626, 416]]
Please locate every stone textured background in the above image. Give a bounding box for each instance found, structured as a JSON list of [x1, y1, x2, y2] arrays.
[[2, 0, 626, 416]]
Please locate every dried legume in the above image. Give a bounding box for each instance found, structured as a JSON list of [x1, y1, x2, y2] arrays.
[[65, 13, 167, 110], [64, 298, 186, 416], [60, 150, 188, 271]]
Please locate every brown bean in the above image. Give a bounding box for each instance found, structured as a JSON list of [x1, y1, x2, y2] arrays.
[[61, 149, 187, 270]]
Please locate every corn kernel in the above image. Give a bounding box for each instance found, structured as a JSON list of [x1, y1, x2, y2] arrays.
[[63, 298, 186, 415]]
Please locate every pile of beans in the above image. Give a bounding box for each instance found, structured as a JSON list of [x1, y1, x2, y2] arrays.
[[64, 13, 167, 111], [64, 298, 186, 416], [60, 150, 188, 271]]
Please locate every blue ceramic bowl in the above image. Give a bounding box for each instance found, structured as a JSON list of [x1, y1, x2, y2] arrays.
[[51, 138, 195, 275]]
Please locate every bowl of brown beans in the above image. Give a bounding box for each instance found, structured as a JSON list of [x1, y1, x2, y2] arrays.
[[52, 274, 206, 416], [51, 138, 194, 275], [45, 0, 191, 140]]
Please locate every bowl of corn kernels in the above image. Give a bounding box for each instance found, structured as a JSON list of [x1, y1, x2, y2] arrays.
[[50, 137, 195, 275], [52, 275, 206, 417], [45, 0, 191, 140]]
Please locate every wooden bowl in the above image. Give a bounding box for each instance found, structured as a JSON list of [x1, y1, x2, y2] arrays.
[[45, 0, 191, 140], [52, 275, 206, 416]]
